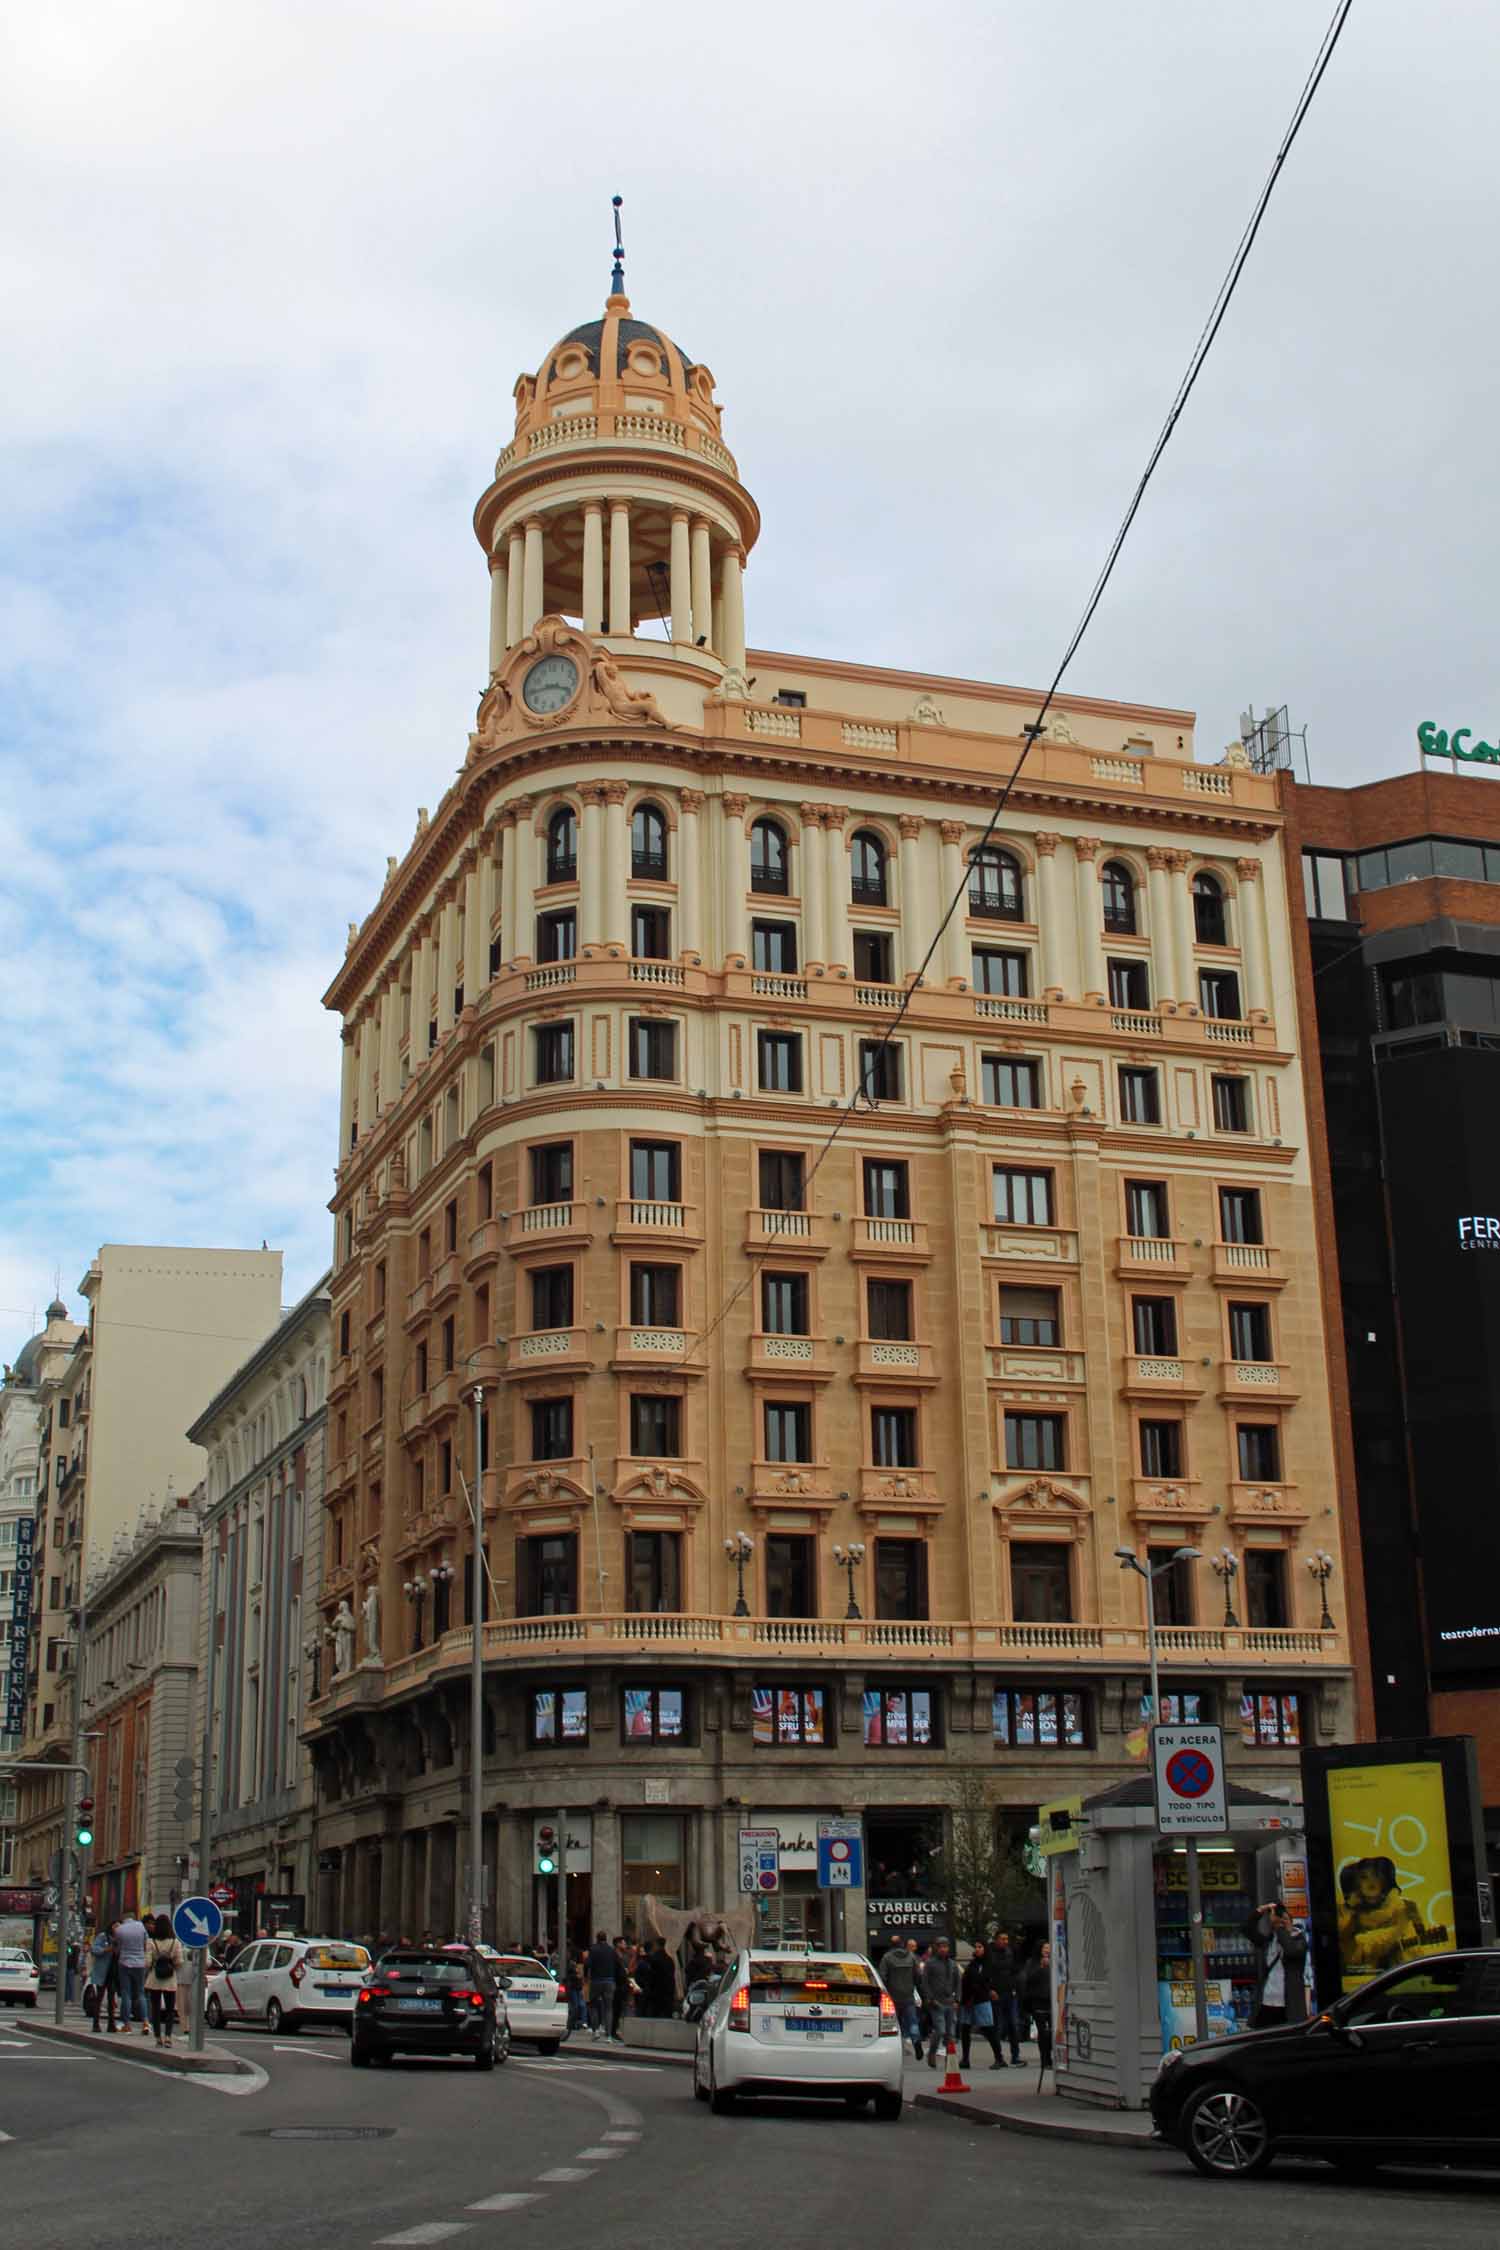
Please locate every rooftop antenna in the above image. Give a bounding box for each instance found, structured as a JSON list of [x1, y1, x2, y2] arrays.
[[610, 193, 625, 295]]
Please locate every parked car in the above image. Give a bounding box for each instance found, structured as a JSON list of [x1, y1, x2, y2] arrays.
[[692, 1949, 904, 2119], [1151, 1949, 1500, 2178], [351, 1945, 509, 2070], [204, 1936, 372, 2033], [0, 1948, 40, 2007], [474, 1951, 568, 2052]]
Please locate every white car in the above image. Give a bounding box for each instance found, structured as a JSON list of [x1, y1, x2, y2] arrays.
[[205, 1937, 372, 2034], [0, 1948, 39, 2008], [475, 1951, 569, 2052], [692, 1949, 903, 2118]]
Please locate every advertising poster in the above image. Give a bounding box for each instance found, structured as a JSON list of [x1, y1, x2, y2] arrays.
[[1327, 1758, 1453, 1991], [1158, 1977, 1236, 2053]]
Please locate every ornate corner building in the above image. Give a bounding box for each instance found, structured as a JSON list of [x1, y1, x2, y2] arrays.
[[311, 278, 1357, 1950]]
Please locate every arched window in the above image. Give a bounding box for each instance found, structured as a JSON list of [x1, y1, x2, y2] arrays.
[[750, 817, 789, 895], [631, 801, 668, 879], [546, 806, 577, 885], [1101, 860, 1136, 935], [1193, 871, 1228, 946], [969, 846, 1024, 922], [850, 829, 888, 906]]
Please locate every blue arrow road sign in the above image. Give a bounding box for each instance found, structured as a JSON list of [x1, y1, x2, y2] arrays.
[[172, 1895, 224, 1947]]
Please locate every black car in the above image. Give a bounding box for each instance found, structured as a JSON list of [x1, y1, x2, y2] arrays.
[[351, 1946, 510, 2070], [1151, 1948, 1500, 2178]]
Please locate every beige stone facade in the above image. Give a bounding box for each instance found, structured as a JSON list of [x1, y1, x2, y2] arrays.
[[310, 291, 1354, 1952]]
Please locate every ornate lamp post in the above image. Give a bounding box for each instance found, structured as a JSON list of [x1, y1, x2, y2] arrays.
[[1210, 1547, 1239, 1628], [1307, 1549, 1335, 1631], [402, 1577, 426, 1650], [724, 1530, 754, 1617], [831, 1541, 866, 1620]]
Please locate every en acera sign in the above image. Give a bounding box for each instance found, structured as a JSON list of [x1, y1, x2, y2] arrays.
[[1418, 721, 1500, 767]]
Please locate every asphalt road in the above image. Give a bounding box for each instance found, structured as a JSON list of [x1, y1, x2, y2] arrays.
[[3, 2019, 1499, 2250]]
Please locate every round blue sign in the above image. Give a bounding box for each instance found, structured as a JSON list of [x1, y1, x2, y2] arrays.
[[172, 1895, 224, 1946]]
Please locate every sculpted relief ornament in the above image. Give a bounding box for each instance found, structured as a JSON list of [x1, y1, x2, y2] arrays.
[[471, 618, 664, 752]]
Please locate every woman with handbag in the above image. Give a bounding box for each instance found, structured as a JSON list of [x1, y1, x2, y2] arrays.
[[85, 1924, 118, 2035], [145, 1915, 185, 2046], [959, 1939, 1006, 2070]]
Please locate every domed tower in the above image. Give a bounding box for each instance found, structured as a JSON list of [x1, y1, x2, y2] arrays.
[[472, 219, 759, 689]]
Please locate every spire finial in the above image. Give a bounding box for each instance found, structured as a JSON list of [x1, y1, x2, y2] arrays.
[[610, 193, 625, 295]]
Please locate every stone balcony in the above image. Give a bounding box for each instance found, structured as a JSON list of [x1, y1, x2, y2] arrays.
[[743, 1206, 832, 1258], [853, 1338, 938, 1387], [1115, 1234, 1189, 1278], [745, 1331, 835, 1383], [1211, 1240, 1288, 1288], [505, 1201, 594, 1252], [611, 1198, 705, 1249], [850, 1216, 931, 1262], [503, 1326, 593, 1379]]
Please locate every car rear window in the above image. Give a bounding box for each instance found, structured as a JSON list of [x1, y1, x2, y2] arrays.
[[304, 1944, 369, 1970], [495, 1958, 550, 1978], [748, 1959, 879, 2004], [385, 1957, 478, 1986]]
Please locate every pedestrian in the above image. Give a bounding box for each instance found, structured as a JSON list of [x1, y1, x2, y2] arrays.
[[988, 1931, 1022, 2064], [1020, 1942, 1053, 2070], [612, 1936, 635, 2038], [959, 1940, 1006, 2070], [566, 1950, 587, 2032], [1246, 1899, 1309, 2028], [877, 1932, 924, 2060], [114, 1906, 151, 2036], [921, 1937, 960, 2068], [585, 1929, 617, 2039], [86, 1924, 119, 2035], [146, 1915, 186, 2046], [643, 1937, 676, 2018]]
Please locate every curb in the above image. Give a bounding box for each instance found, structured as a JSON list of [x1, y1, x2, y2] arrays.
[[23, 2018, 255, 2077], [913, 2090, 1156, 2149]]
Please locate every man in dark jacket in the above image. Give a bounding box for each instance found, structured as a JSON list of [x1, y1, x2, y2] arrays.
[[1019, 1942, 1052, 2068], [878, 1935, 923, 2059], [1246, 1901, 1309, 2028], [959, 1941, 1006, 2069], [585, 1930, 617, 2039], [921, 1938, 961, 2066], [987, 1933, 1022, 2063]]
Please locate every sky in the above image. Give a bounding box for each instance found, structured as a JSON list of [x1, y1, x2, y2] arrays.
[[3, 0, 1496, 1348]]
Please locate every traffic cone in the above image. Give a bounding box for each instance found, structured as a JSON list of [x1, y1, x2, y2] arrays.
[[936, 2038, 971, 2094]]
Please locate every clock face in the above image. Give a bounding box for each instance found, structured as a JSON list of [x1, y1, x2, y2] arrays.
[[522, 654, 580, 715]]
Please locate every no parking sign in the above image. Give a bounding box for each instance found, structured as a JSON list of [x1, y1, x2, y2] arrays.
[[1152, 1725, 1228, 1835]]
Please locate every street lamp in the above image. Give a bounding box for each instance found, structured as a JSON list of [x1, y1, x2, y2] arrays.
[[1307, 1549, 1335, 1631], [1209, 1547, 1239, 1628], [1114, 1544, 1200, 1724], [724, 1531, 754, 1618], [831, 1541, 866, 1620]]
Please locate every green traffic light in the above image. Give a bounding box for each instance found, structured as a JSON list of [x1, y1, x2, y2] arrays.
[[537, 1854, 556, 1875], [76, 1826, 93, 1847]]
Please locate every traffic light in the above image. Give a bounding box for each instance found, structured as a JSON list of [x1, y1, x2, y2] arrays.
[[535, 1823, 558, 1876], [76, 1797, 94, 1849]]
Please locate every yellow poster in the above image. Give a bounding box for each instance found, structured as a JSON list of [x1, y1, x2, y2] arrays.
[[1328, 1759, 1455, 1992]]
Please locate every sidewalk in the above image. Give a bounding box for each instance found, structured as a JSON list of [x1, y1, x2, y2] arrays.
[[22, 1999, 254, 2077], [908, 2048, 1155, 2148]]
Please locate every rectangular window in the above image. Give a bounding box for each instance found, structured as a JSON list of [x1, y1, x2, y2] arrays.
[[519, 1533, 577, 1618], [992, 1687, 1087, 1748], [536, 909, 577, 963], [1132, 1296, 1178, 1355], [1140, 1692, 1205, 1728], [629, 1263, 680, 1326], [982, 1055, 1043, 1108], [759, 1149, 805, 1211], [1240, 1687, 1300, 1746], [1237, 1424, 1281, 1481], [533, 1022, 575, 1084], [441, 1313, 455, 1372], [532, 1687, 589, 1745], [444, 1197, 459, 1254], [1107, 958, 1151, 1011], [853, 929, 894, 984], [623, 1684, 687, 1741], [857, 1037, 902, 1102], [867, 1279, 913, 1340], [531, 1141, 573, 1205], [972, 947, 1028, 997], [1228, 1302, 1272, 1361], [757, 1030, 804, 1093], [1199, 968, 1242, 1020], [862, 1686, 936, 1747], [530, 1396, 574, 1462], [1219, 1186, 1264, 1244], [1005, 1412, 1064, 1471], [630, 1140, 680, 1202], [476, 1162, 494, 1222], [629, 1018, 677, 1081], [761, 1271, 810, 1335], [1150, 1547, 1194, 1627], [630, 1394, 682, 1458], [874, 1538, 928, 1622], [1139, 1419, 1184, 1477], [999, 1284, 1060, 1347], [1126, 1179, 1169, 1238], [752, 920, 799, 974], [338, 1309, 350, 1356], [764, 1534, 814, 1618], [863, 1158, 909, 1219], [992, 1167, 1053, 1225], [1211, 1075, 1250, 1132], [1009, 1542, 1073, 1624], [1301, 853, 1349, 921], [530, 1265, 574, 1331], [752, 1684, 826, 1746], [1243, 1551, 1288, 1630], [871, 1406, 918, 1468], [764, 1401, 812, 1463], [632, 904, 672, 960], [626, 1531, 682, 1617], [1119, 1066, 1161, 1125]]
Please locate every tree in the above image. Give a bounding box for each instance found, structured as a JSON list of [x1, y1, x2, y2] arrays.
[[940, 1770, 1043, 1939]]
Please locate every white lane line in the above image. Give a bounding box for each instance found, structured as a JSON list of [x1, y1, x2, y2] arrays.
[[273, 2043, 338, 2058], [602, 2130, 640, 2142], [374, 2228, 471, 2246], [512, 2060, 663, 2075], [0, 2131, 12, 2142], [535, 2167, 590, 2183], [575, 2147, 622, 2160], [465, 2195, 540, 2213]]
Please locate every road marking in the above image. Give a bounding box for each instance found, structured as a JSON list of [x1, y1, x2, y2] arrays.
[[575, 2147, 622, 2160], [274, 2043, 338, 2058], [513, 2059, 663, 2075], [602, 2130, 640, 2142], [374, 2229, 471, 2246], [535, 2167, 590, 2183], [465, 2195, 540, 2213]]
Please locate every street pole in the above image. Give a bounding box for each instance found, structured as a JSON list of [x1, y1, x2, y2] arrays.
[[190, 1539, 220, 2054], [55, 1588, 88, 2027], [468, 1385, 486, 1947], [557, 1804, 568, 1968], [1121, 1544, 1209, 2046], [1185, 1838, 1209, 2042]]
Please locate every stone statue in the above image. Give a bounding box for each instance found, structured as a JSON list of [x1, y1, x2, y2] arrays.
[[328, 1598, 356, 1676], [361, 1585, 381, 1662]]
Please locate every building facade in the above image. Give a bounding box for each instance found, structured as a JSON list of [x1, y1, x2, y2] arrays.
[[309, 283, 1357, 1951], [189, 1273, 330, 1934], [1287, 759, 1500, 1864]]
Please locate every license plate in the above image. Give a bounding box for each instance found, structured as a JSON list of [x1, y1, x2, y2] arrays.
[[510, 1987, 542, 2000], [316, 1986, 356, 1998], [392, 1996, 444, 2012], [783, 2014, 838, 2033]]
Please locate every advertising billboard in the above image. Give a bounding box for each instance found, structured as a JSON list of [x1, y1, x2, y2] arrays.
[[1302, 1737, 1495, 2001]]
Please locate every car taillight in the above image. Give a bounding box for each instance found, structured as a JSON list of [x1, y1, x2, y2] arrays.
[[464, 1991, 485, 2008], [290, 1961, 306, 1987], [879, 1991, 898, 2037], [728, 1984, 750, 2033], [358, 1985, 389, 2005]]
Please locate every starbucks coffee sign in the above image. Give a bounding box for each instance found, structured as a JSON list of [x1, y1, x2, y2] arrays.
[[1418, 720, 1500, 766]]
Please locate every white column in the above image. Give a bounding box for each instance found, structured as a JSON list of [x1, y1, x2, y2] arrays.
[[669, 509, 692, 645], [1032, 832, 1059, 995], [409, 922, 431, 1053], [898, 816, 923, 981], [939, 822, 966, 985], [690, 519, 713, 650], [720, 546, 746, 670], [498, 814, 518, 965], [712, 592, 724, 655], [522, 517, 545, 631], [512, 808, 537, 966], [582, 502, 605, 633], [1167, 852, 1196, 1010], [480, 844, 499, 985], [723, 794, 750, 964], [339, 1032, 357, 1152], [603, 783, 629, 948], [1073, 837, 1105, 1000], [1146, 848, 1176, 1006], [506, 529, 524, 645], [799, 804, 826, 970], [462, 861, 483, 1004], [488, 557, 508, 674], [357, 1014, 377, 1136], [679, 789, 704, 959], [609, 500, 631, 635], [823, 810, 849, 973], [439, 892, 462, 1033], [579, 787, 604, 949], [1235, 858, 1270, 1018], [380, 974, 401, 1104]]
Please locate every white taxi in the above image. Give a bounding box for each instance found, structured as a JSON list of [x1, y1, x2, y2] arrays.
[[0, 1947, 40, 2008], [205, 1937, 372, 2034], [476, 1951, 568, 2052], [692, 1950, 903, 2119]]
